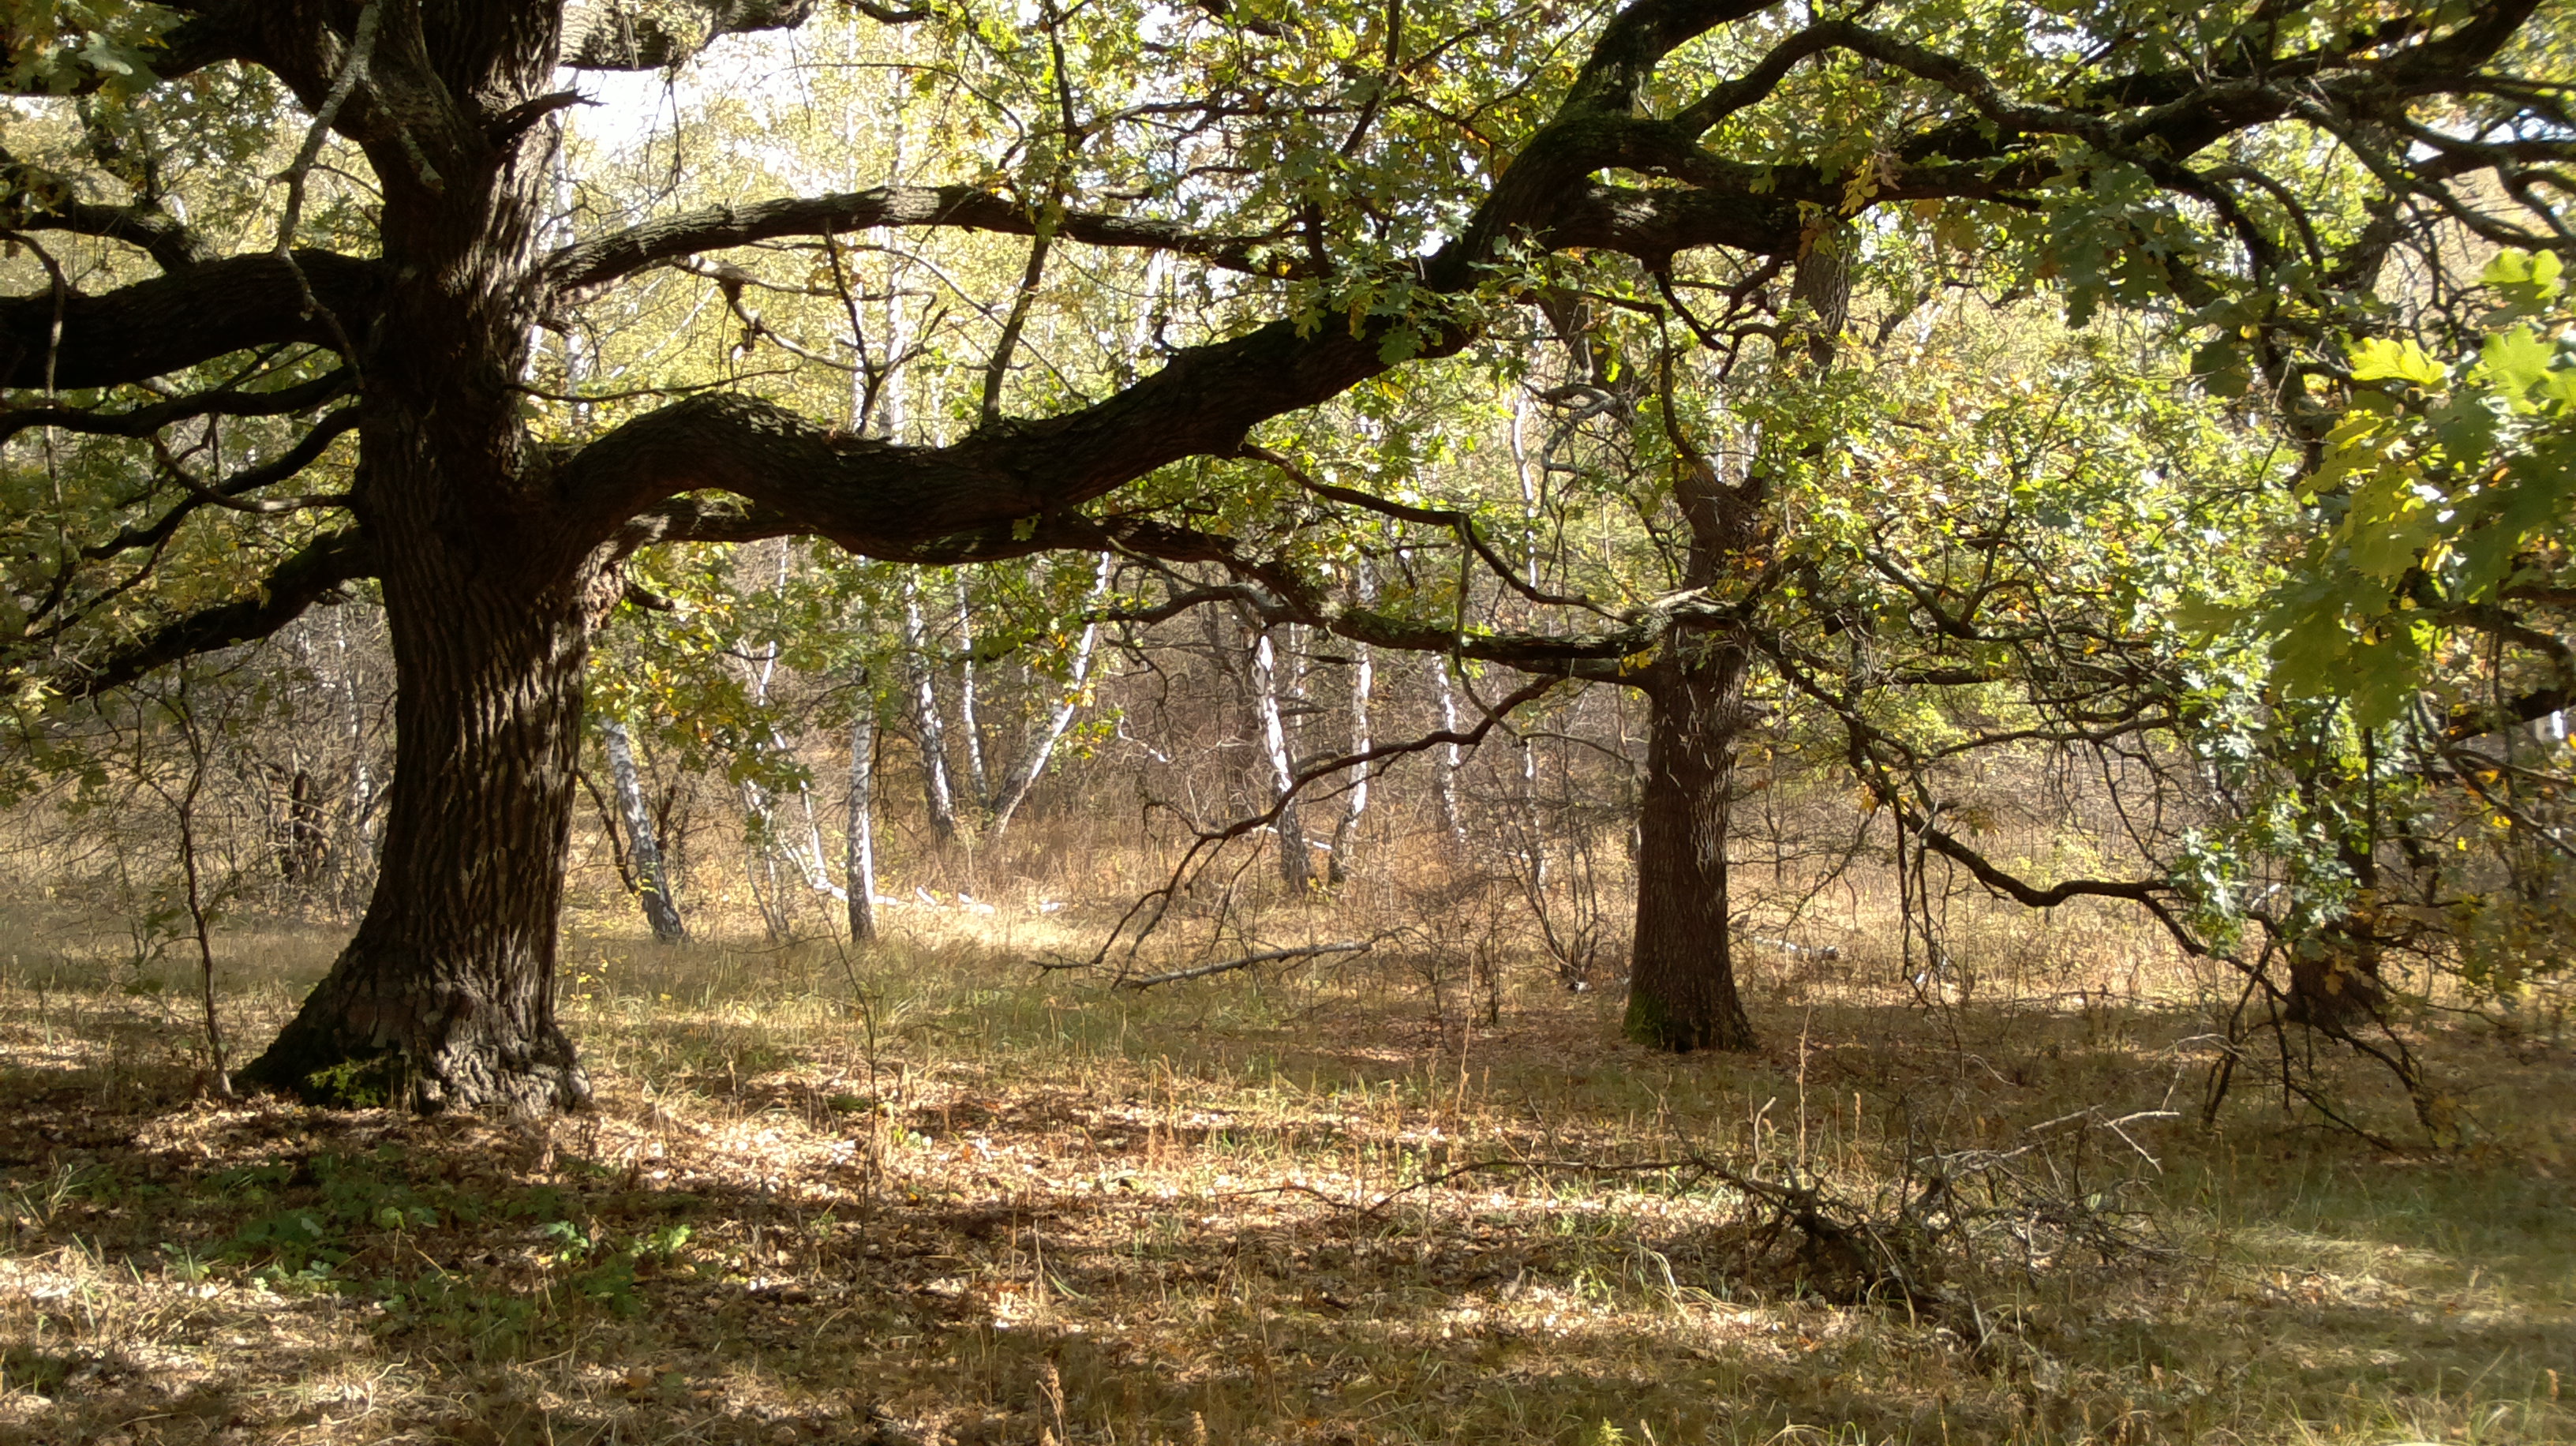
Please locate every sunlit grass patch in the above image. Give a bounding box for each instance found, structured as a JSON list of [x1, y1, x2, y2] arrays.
[[0, 902, 2567, 1444]]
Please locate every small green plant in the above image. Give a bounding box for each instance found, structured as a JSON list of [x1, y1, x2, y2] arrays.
[[2, 1162, 99, 1236], [537, 1219, 657, 1314], [157, 1240, 214, 1281], [638, 1222, 693, 1258], [298, 1053, 406, 1107]]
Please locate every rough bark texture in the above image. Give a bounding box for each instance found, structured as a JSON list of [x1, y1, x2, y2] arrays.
[[1622, 642, 1758, 1051], [1619, 217, 1850, 1055], [240, 539, 597, 1110], [238, 8, 592, 1109], [2284, 944, 2387, 1032]]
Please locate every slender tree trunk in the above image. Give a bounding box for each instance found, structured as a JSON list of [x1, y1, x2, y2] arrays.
[[603, 718, 686, 942], [736, 546, 831, 939], [1518, 736, 1548, 890], [1329, 634, 1372, 884], [1622, 643, 1757, 1052], [1253, 625, 1312, 891], [1429, 654, 1466, 848], [902, 577, 960, 842], [990, 553, 1111, 835], [1508, 395, 1550, 891], [846, 670, 880, 945], [956, 576, 990, 807], [283, 766, 325, 886]]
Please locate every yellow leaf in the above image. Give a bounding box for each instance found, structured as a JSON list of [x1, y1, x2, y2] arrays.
[[2349, 338, 2445, 387]]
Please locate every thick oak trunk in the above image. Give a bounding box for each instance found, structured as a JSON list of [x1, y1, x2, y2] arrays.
[[242, 533, 598, 1110], [1623, 639, 1757, 1053], [2285, 909, 2388, 1032]]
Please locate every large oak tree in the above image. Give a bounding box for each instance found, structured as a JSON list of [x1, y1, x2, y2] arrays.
[[0, 0, 2555, 1107]]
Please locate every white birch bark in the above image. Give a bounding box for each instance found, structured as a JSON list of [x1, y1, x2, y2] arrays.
[[990, 553, 1112, 836], [734, 545, 850, 939], [956, 575, 990, 807], [1510, 388, 1547, 886], [1329, 562, 1374, 883], [604, 719, 687, 942], [1254, 625, 1312, 891], [901, 575, 960, 841], [1429, 654, 1466, 848], [871, 115, 915, 443], [1511, 388, 1543, 588]]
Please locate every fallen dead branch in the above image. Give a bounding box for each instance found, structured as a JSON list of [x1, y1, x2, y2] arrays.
[[1110, 938, 1376, 989], [1214, 1105, 2177, 1330]]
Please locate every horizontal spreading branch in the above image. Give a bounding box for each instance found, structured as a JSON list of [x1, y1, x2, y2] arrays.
[[1, 251, 383, 391], [0, 0, 2546, 729], [65, 528, 376, 696], [550, 185, 1305, 291], [6, 0, 2527, 405], [550, 280, 1485, 548], [0, 367, 351, 446]]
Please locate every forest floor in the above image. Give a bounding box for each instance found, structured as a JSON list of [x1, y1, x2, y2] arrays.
[[0, 911, 2569, 1446]]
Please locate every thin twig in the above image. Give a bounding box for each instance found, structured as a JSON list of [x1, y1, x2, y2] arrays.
[[1112, 938, 1376, 990]]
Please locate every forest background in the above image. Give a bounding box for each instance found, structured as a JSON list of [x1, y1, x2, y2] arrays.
[[0, 0, 2570, 1442]]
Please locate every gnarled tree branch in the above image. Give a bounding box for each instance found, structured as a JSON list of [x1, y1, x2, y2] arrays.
[[2, 252, 384, 391], [65, 527, 377, 696]]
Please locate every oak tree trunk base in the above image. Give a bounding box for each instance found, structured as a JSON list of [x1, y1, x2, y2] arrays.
[[242, 942, 590, 1114], [1623, 987, 1757, 1053], [1622, 642, 1759, 1055]]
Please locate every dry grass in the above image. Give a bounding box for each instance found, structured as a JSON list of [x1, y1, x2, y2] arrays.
[[0, 892, 2569, 1446]]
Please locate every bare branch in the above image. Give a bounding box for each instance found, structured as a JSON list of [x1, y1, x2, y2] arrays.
[[2, 251, 384, 391], [81, 408, 362, 561], [64, 528, 376, 696], [549, 185, 1305, 292], [0, 146, 215, 272], [1110, 939, 1376, 989], [0, 366, 351, 445]]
